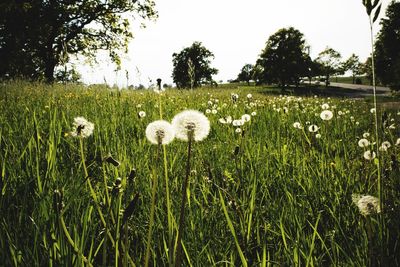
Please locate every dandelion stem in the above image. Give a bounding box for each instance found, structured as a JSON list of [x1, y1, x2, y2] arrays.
[[144, 145, 161, 267], [369, 15, 384, 249], [175, 135, 193, 267]]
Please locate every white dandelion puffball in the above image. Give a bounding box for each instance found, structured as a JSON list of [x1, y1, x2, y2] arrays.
[[315, 133, 322, 139], [320, 110, 333, 121], [396, 138, 400, 146], [138, 111, 146, 118], [321, 103, 330, 110], [308, 124, 319, 133], [218, 118, 227, 124], [172, 110, 210, 142], [232, 119, 244, 127], [247, 93, 253, 99], [358, 139, 370, 148], [70, 117, 94, 138], [379, 141, 391, 152], [293, 122, 302, 129], [251, 111, 257, 116], [145, 120, 175, 145], [370, 108, 376, 114], [352, 194, 381, 216], [363, 132, 370, 138], [235, 128, 242, 134], [241, 114, 251, 122], [363, 150, 376, 160]]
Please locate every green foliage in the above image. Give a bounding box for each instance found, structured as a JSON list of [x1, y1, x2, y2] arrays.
[[316, 47, 342, 87], [172, 41, 218, 88], [0, 0, 157, 82], [0, 82, 399, 266], [237, 64, 254, 85], [343, 54, 363, 84], [375, 1, 400, 91], [257, 27, 312, 88]]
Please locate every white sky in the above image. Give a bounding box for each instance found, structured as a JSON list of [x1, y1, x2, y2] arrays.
[[77, 0, 392, 87]]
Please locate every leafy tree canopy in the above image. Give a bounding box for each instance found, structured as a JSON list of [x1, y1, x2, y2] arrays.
[[315, 47, 342, 86], [237, 64, 254, 85], [172, 41, 218, 88], [257, 27, 311, 88], [0, 0, 157, 82], [343, 54, 363, 84], [374, 0, 400, 90]]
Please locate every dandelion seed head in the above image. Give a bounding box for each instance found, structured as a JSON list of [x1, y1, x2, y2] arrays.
[[308, 124, 319, 133], [352, 194, 381, 216], [315, 133, 322, 139], [370, 108, 376, 114], [138, 111, 146, 118], [320, 110, 333, 121], [358, 138, 370, 148], [70, 117, 94, 138], [396, 138, 400, 146], [172, 110, 210, 142], [241, 114, 251, 122], [235, 128, 242, 133], [321, 103, 330, 110], [363, 150, 376, 160], [145, 120, 175, 145], [363, 132, 370, 138], [293, 122, 302, 129], [247, 93, 253, 99]]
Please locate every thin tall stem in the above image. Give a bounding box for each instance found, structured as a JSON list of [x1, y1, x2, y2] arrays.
[[175, 136, 193, 267]]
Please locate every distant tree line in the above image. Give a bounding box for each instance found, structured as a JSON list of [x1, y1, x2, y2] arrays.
[[0, 1, 399, 90]]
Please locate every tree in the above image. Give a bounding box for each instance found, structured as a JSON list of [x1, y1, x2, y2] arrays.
[[343, 54, 363, 84], [315, 47, 342, 86], [237, 64, 254, 85], [362, 57, 374, 85], [172, 42, 218, 88], [0, 0, 157, 82], [374, 1, 400, 90], [257, 27, 311, 88]]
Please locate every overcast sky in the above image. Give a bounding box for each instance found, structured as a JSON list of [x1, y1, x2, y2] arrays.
[[77, 0, 392, 87]]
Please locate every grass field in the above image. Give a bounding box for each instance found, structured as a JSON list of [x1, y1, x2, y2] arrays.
[[0, 81, 399, 266]]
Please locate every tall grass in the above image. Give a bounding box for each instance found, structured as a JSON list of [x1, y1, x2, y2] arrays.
[[0, 81, 399, 266]]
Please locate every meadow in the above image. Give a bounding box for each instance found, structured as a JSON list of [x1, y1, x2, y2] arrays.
[[0, 81, 399, 266]]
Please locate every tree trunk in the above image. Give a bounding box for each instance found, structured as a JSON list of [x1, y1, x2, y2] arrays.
[[44, 58, 56, 83]]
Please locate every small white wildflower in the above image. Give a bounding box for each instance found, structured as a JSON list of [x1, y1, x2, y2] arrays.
[[358, 139, 370, 148], [370, 108, 376, 114], [225, 116, 233, 124], [247, 93, 253, 99], [70, 117, 94, 138], [363, 132, 370, 138], [315, 133, 322, 139], [235, 128, 242, 134], [251, 111, 257, 116], [320, 110, 333, 121], [145, 120, 175, 145], [212, 109, 218, 114]]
